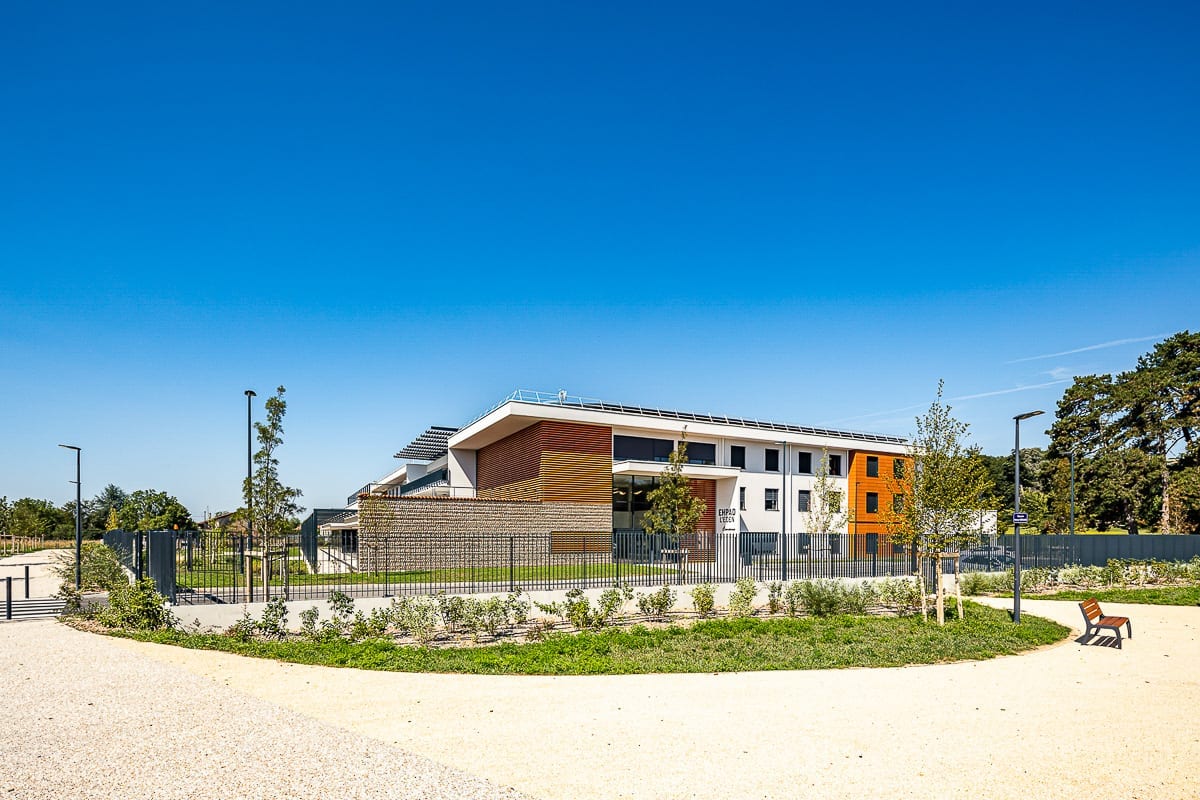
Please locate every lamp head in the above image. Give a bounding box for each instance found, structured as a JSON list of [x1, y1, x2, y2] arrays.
[[244, 389, 257, 398], [1014, 410, 1045, 422], [58, 443, 80, 452]]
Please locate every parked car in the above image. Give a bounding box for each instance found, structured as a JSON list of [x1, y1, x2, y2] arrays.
[[959, 545, 1014, 570]]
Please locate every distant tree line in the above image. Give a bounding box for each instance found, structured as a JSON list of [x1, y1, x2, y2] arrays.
[[0, 484, 194, 540], [981, 331, 1199, 535]]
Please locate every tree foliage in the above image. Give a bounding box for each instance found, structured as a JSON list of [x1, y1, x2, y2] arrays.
[[242, 386, 303, 545], [642, 435, 706, 540], [890, 383, 993, 624], [805, 448, 852, 536], [115, 489, 193, 531], [1049, 331, 1200, 533]]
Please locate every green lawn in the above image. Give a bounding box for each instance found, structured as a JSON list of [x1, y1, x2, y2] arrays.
[[116, 602, 1068, 675], [176, 562, 667, 589], [1027, 586, 1200, 606]]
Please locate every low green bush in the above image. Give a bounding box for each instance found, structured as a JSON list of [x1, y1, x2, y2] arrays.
[[96, 578, 176, 631], [690, 583, 716, 617], [636, 585, 676, 620], [728, 577, 758, 617]]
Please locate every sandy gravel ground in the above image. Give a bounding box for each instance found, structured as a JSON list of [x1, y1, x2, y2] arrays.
[[116, 598, 1200, 800], [0, 549, 67, 597], [0, 620, 529, 800]]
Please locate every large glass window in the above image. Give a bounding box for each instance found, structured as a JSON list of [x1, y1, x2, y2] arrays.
[[866, 456, 879, 478], [866, 492, 879, 514], [686, 442, 716, 465], [765, 488, 779, 511], [730, 445, 746, 469], [612, 474, 662, 529], [797, 451, 813, 473], [797, 490, 811, 512], [765, 449, 780, 472], [893, 459, 906, 479], [613, 435, 675, 462], [828, 454, 842, 476]]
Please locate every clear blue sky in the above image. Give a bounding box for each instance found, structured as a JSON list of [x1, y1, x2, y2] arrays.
[[2, 2, 1197, 517]]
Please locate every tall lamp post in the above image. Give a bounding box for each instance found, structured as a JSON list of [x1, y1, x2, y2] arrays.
[[244, 390, 256, 548], [1012, 410, 1044, 623], [58, 444, 82, 590]]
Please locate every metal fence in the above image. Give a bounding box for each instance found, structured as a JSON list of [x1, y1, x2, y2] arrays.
[[100, 529, 1200, 606]]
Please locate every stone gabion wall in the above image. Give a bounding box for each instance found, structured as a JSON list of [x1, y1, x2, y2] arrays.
[[356, 495, 612, 572]]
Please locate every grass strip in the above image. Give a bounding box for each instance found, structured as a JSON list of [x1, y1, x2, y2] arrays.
[[1022, 586, 1200, 606], [114, 602, 1068, 675]]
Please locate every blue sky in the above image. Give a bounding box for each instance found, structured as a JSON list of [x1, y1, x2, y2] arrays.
[[2, 2, 1197, 516]]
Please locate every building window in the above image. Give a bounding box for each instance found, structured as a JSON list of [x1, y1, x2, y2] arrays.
[[797, 451, 812, 473], [796, 490, 811, 512], [613, 435, 675, 462], [765, 449, 780, 472], [765, 488, 779, 511], [893, 459, 906, 479], [730, 445, 746, 469], [827, 491, 842, 512], [739, 487, 746, 511], [866, 492, 879, 514], [686, 442, 716, 466], [866, 456, 879, 478], [892, 494, 905, 513], [828, 454, 842, 476]]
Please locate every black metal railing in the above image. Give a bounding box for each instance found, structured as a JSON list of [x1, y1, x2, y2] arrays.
[[99, 528, 1200, 606]]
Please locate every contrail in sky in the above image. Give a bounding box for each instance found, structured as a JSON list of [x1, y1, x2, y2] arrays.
[[1007, 334, 1166, 364]]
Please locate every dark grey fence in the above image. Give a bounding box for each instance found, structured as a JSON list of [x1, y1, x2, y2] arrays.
[[997, 533, 1200, 569], [103, 530, 181, 602]]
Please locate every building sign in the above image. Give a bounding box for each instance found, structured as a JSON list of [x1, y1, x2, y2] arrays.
[[718, 507, 737, 532]]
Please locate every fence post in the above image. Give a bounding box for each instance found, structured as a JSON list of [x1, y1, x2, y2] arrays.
[[5, 577, 11, 620], [508, 536, 515, 593], [25, 565, 30, 599]]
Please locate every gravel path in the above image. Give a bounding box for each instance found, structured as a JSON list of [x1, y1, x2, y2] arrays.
[[127, 598, 1200, 800], [0, 620, 529, 800]]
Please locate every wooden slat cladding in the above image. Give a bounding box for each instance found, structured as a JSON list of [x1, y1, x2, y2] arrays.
[[688, 479, 717, 532], [541, 450, 612, 504], [477, 424, 543, 496], [550, 531, 612, 553], [476, 421, 613, 505], [540, 420, 611, 455]]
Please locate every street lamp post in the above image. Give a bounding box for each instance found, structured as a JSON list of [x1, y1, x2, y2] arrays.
[[244, 390, 256, 548], [1012, 410, 1044, 623], [781, 442, 788, 582], [58, 444, 82, 590]]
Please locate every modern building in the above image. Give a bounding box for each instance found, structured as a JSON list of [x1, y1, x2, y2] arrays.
[[329, 390, 912, 549]]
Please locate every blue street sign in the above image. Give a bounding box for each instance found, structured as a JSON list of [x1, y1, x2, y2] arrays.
[[1012, 512, 1029, 524]]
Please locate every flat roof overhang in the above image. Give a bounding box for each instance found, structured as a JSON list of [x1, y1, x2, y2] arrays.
[[449, 399, 910, 455], [611, 460, 743, 480]]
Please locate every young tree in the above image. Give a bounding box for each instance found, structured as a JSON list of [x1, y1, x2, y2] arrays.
[[643, 435, 706, 543], [890, 382, 994, 624], [244, 386, 303, 548], [804, 448, 852, 537], [87, 484, 128, 531]]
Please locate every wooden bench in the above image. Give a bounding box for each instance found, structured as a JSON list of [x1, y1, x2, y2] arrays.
[[1079, 598, 1133, 649]]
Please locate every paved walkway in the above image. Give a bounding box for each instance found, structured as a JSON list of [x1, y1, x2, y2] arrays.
[[4, 599, 1198, 798], [0, 549, 66, 598]]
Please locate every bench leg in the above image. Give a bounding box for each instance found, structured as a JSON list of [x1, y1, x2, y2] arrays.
[[1126, 620, 1132, 639]]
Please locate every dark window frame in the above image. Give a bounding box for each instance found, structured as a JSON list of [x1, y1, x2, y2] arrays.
[[797, 451, 813, 474], [866, 456, 879, 478], [765, 448, 780, 472], [893, 459, 906, 479], [828, 454, 842, 476], [730, 445, 746, 469], [865, 492, 879, 514], [765, 487, 779, 511], [796, 489, 811, 512]]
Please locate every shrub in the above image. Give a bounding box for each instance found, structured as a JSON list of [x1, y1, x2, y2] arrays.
[[393, 596, 439, 646], [636, 585, 676, 620], [728, 577, 758, 618], [690, 583, 716, 617], [841, 581, 877, 615], [299, 606, 321, 639], [878, 577, 922, 616], [96, 578, 176, 631], [766, 582, 784, 614], [796, 579, 843, 617], [257, 597, 289, 640], [438, 594, 467, 632], [960, 571, 1009, 596], [783, 581, 805, 617], [53, 543, 126, 594]]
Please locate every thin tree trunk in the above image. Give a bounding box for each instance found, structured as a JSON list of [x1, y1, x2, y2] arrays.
[[1160, 444, 1172, 534]]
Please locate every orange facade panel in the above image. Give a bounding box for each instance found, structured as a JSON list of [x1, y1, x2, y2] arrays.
[[847, 450, 910, 536]]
